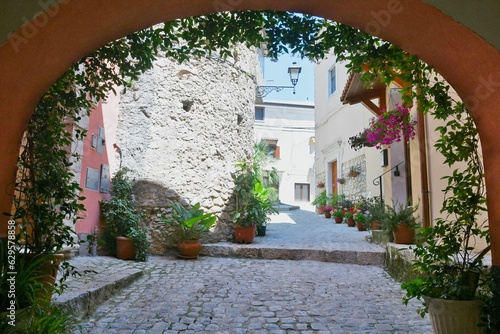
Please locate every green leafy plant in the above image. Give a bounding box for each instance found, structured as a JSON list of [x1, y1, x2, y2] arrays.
[[162, 202, 216, 241], [312, 190, 328, 210], [331, 208, 344, 219], [382, 203, 419, 231], [353, 210, 370, 229], [100, 168, 148, 261]]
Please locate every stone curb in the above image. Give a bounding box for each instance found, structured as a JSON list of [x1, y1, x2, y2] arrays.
[[201, 244, 385, 266], [54, 268, 144, 319]]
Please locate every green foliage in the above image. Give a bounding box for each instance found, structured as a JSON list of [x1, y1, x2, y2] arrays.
[[100, 168, 148, 261], [162, 202, 216, 241], [311, 190, 328, 208], [382, 203, 419, 231], [0, 244, 77, 333], [232, 143, 278, 228], [366, 197, 385, 222]]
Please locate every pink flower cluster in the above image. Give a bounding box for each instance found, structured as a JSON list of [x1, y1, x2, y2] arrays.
[[365, 105, 417, 149]]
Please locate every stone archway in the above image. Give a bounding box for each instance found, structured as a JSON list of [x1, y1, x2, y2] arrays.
[[0, 0, 499, 268]]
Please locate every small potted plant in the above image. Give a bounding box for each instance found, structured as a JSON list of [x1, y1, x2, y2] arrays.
[[367, 199, 385, 230], [332, 208, 344, 223], [349, 166, 360, 177], [162, 202, 216, 259], [344, 207, 356, 227], [336, 177, 346, 185], [100, 168, 149, 261], [323, 205, 333, 218], [316, 181, 325, 188], [312, 190, 328, 214], [382, 202, 419, 244], [353, 210, 370, 231]]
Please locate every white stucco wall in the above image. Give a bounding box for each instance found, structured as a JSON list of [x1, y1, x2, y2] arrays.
[[314, 54, 383, 202], [254, 100, 316, 211]]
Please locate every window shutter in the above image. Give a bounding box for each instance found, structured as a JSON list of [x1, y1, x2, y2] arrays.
[[274, 146, 280, 158]]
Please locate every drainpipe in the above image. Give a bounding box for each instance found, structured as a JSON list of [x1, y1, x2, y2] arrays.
[[417, 100, 431, 228]]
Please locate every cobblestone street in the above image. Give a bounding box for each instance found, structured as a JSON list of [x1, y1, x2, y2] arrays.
[[65, 210, 433, 333]]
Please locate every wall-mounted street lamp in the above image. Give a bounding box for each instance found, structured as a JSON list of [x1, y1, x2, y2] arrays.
[[256, 62, 302, 98]]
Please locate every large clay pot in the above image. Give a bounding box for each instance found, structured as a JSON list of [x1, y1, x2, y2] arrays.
[[347, 218, 356, 227], [425, 297, 484, 334], [116, 236, 135, 260], [234, 224, 256, 244], [22, 253, 64, 301], [393, 225, 415, 244], [177, 239, 201, 259]]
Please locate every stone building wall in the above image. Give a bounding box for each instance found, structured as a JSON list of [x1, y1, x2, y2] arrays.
[[341, 155, 367, 199], [116, 47, 258, 255]]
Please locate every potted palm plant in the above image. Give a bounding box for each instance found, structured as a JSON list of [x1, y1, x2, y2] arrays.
[[100, 168, 149, 261], [162, 202, 216, 259], [382, 203, 419, 244]]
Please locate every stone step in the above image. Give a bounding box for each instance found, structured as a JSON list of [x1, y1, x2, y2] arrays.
[[201, 243, 385, 266], [53, 257, 146, 319]]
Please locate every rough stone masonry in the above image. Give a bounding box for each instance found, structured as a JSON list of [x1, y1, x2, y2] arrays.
[[116, 46, 259, 254]]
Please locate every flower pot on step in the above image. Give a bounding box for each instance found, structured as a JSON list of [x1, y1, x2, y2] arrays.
[[233, 224, 256, 244]]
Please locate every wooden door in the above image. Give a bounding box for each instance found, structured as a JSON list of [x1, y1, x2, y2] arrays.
[[331, 161, 338, 195]]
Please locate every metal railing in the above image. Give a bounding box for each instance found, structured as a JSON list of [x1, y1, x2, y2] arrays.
[[373, 161, 405, 206]]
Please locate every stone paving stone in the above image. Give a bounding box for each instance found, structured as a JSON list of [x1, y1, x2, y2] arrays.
[[69, 209, 435, 333]]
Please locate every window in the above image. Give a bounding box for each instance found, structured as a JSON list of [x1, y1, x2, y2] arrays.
[[329, 66, 337, 95], [255, 107, 265, 121], [294, 183, 310, 201]]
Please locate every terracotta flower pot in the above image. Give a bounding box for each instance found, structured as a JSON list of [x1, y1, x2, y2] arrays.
[[178, 239, 202, 259], [346, 218, 356, 227], [356, 222, 367, 231], [324, 212, 332, 219], [116, 236, 135, 260], [370, 221, 383, 230], [334, 217, 343, 223], [393, 225, 415, 244], [233, 224, 256, 244]]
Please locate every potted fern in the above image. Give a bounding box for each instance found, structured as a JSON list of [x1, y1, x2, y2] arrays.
[[382, 203, 419, 244], [162, 202, 216, 259]]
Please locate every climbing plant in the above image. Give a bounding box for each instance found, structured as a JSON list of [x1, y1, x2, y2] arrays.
[[10, 11, 495, 329]]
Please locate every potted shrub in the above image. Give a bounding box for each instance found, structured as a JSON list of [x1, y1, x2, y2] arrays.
[[353, 210, 370, 231], [312, 190, 328, 214], [100, 168, 149, 261], [332, 208, 344, 223], [382, 203, 419, 244], [162, 202, 216, 259], [367, 199, 385, 230]]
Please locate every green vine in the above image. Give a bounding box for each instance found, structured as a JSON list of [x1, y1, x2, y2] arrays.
[[8, 11, 494, 329]]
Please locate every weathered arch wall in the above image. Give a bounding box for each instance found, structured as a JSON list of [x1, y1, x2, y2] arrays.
[[0, 0, 499, 265]]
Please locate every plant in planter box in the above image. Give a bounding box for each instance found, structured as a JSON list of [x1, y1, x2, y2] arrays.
[[162, 202, 216, 259], [100, 168, 148, 261], [382, 202, 419, 244]]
